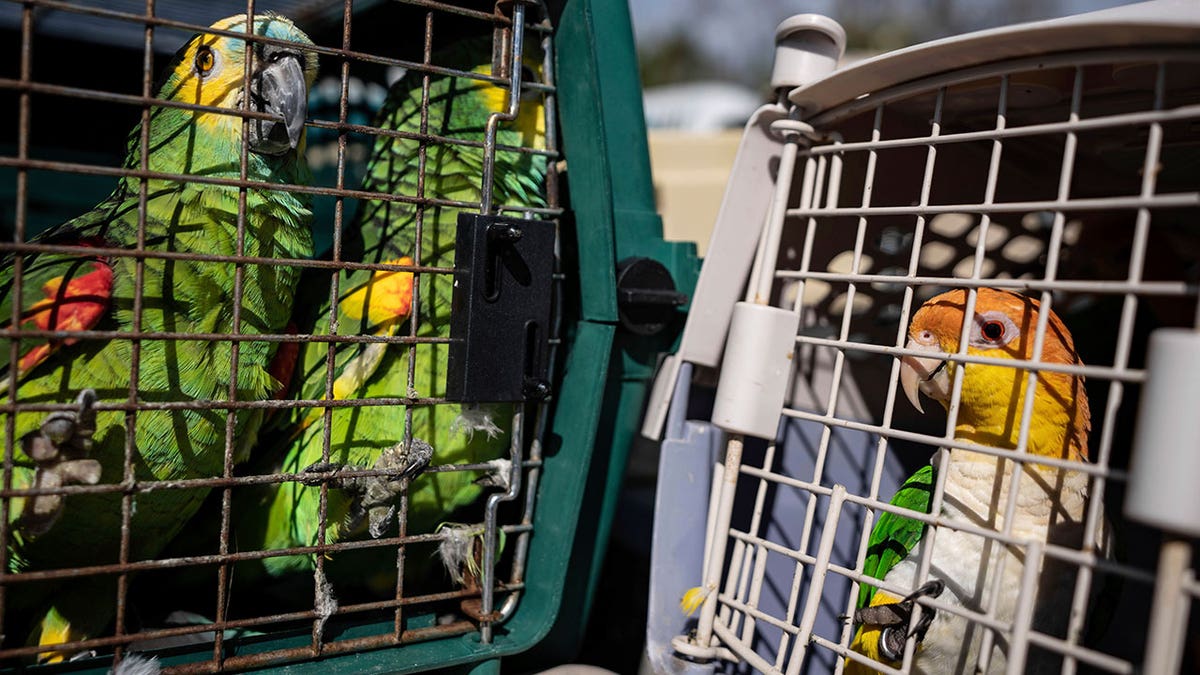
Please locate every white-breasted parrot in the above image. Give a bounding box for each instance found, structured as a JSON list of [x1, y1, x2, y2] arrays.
[[847, 287, 1111, 674]]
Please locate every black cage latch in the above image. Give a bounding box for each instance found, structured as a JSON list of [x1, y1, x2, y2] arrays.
[[616, 257, 688, 336], [446, 213, 555, 402]]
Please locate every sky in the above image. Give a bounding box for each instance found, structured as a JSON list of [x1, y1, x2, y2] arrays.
[[628, 0, 1143, 84]]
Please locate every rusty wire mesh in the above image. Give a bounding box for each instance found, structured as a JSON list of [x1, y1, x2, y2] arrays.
[[0, 0, 563, 670]]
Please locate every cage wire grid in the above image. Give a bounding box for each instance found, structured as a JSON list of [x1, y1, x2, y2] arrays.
[[682, 46, 1199, 675], [0, 0, 564, 669]]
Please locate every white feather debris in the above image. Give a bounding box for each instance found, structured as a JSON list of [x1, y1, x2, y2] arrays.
[[108, 653, 161, 675], [436, 523, 482, 586], [477, 458, 513, 491], [450, 405, 502, 441], [313, 566, 339, 640]]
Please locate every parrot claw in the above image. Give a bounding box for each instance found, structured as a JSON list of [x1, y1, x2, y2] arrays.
[[854, 579, 945, 662], [303, 439, 434, 539], [18, 389, 102, 538], [299, 461, 344, 487]]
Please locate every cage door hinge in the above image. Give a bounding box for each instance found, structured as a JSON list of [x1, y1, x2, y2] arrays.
[[446, 213, 555, 403]]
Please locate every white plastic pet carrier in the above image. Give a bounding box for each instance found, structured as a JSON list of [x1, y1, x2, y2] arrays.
[[642, 2, 1200, 674]]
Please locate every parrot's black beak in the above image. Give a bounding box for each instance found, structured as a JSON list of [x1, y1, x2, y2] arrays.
[[248, 47, 308, 156]]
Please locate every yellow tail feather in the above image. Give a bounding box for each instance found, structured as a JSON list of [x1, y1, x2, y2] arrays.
[[680, 585, 710, 617], [35, 606, 77, 664]]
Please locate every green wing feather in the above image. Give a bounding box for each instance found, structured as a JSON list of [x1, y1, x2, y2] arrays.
[[857, 464, 936, 609]]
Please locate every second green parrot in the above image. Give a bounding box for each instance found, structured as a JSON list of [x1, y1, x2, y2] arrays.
[[238, 37, 548, 593]]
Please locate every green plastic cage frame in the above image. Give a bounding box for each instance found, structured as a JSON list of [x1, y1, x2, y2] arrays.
[[0, 0, 698, 672]]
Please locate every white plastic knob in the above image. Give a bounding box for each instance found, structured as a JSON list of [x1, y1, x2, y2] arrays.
[[712, 302, 800, 439], [771, 14, 846, 91], [1125, 329, 1200, 536]]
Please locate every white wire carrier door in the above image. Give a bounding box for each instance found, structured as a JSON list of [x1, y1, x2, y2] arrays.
[[664, 6, 1200, 675]]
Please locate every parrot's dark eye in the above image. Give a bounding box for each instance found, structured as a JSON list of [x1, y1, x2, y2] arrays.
[[970, 311, 1018, 348], [195, 46, 216, 76], [981, 320, 1005, 342]]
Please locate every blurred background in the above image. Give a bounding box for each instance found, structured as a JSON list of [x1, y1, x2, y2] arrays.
[[633, 0, 1142, 257]]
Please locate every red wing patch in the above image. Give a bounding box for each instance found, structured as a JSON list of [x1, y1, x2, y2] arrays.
[[268, 322, 300, 401], [18, 261, 114, 376]]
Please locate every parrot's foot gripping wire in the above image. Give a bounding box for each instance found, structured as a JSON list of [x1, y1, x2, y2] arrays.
[[18, 389, 103, 539], [853, 579, 945, 662], [300, 438, 434, 538]]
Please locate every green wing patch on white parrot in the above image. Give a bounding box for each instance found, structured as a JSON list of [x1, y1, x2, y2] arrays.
[[847, 288, 1112, 674]]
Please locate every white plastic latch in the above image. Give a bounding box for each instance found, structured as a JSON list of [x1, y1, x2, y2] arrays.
[[711, 302, 800, 439], [771, 14, 846, 91], [641, 13, 846, 442], [639, 103, 787, 441], [1125, 328, 1200, 537]]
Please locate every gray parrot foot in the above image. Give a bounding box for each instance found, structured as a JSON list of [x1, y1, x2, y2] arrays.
[[18, 389, 102, 538], [354, 438, 434, 538], [303, 438, 434, 539], [299, 462, 345, 487], [853, 579, 945, 662]]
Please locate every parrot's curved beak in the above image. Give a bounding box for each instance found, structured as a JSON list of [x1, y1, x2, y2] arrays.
[[899, 338, 951, 413], [248, 48, 308, 156]]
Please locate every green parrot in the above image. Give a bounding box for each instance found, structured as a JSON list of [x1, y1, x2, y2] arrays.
[[0, 13, 317, 659], [238, 37, 548, 593]]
